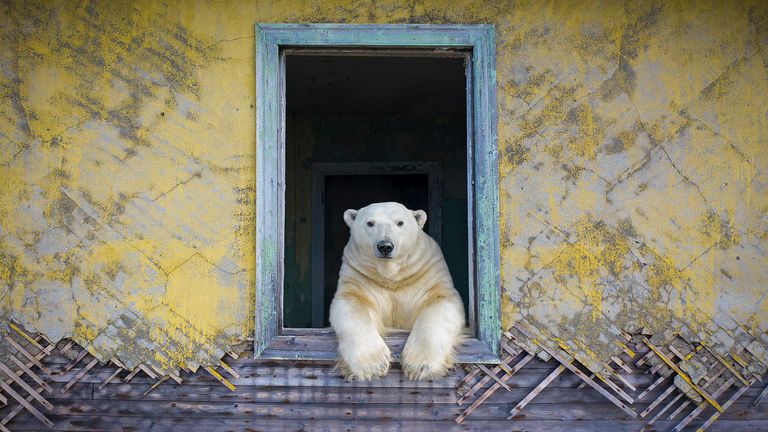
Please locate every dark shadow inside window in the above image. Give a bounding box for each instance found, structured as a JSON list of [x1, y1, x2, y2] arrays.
[[284, 52, 468, 328]]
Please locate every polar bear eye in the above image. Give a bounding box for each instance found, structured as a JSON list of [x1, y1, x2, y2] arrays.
[[366, 221, 374, 227], [397, 221, 404, 227]]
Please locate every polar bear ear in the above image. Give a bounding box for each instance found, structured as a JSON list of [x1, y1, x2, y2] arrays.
[[413, 210, 427, 228], [343, 209, 358, 228]]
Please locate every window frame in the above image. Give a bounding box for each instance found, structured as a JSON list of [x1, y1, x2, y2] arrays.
[[255, 23, 500, 363]]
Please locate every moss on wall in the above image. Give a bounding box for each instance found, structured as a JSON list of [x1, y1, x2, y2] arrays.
[[0, 0, 766, 376]]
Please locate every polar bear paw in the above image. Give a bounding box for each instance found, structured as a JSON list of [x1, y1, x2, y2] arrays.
[[336, 338, 391, 381], [401, 345, 453, 380]]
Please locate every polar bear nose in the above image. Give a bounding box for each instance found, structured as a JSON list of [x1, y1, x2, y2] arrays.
[[377, 241, 394, 256]]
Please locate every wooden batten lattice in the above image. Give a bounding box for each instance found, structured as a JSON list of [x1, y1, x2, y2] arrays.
[[455, 323, 762, 431], [0, 324, 56, 430], [0, 322, 239, 431], [1, 321, 764, 431]]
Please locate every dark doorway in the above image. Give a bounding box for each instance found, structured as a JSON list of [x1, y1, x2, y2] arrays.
[[283, 50, 469, 328]]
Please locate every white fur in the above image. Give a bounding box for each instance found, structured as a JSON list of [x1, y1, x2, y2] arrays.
[[329, 202, 466, 381]]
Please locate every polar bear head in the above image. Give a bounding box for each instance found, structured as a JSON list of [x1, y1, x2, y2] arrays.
[[343, 202, 427, 260]]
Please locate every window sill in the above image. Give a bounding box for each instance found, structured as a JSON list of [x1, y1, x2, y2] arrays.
[[257, 328, 499, 363]]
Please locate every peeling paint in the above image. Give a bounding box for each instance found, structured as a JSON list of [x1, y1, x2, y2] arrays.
[[0, 0, 766, 383]]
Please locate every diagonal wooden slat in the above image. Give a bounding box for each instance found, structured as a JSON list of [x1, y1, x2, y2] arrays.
[[611, 355, 633, 374], [507, 364, 565, 419], [123, 367, 143, 383], [635, 349, 656, 367], [456, 366, 481, 392], [515, 325, 638, 418], [63, 358, 99, 393], [564, 342, 634, 403], [705, 347, 750, 387], [142, 376, 170, 397], [109, 357, 128, 370], [58, 341, 74, 355], [663, 359, 727, 421], [499, 338, 520, 355], [219, 359, 240, 380], [697, 379, 755, 432], [667, 344, 687, 360], [8, 356, 52, 393], [637, 375, 668, 400], [476, 363, 510, 391], [649, 359, 668, 375], [455, 353, 533, 424], [0, 362, 53, 410], [168, 373, 183, 384], [0, 378, 53, 427], [457, 350, 522, 405], [667, 397, 692, 421], [138, 364, 158, 380], [609, 367, 636, 392], [495, 342, 520, 375], [729, 350, 748, 368], [616, 340, 636, 358], [671, 377, 735, 432], [99, 367, 124, 390], [644, 338, 724, 412], [205, 366, 236, 391], [640, 384, 677, 418], [3, 336, 50, 376], [62, 349, 89, 372], [0, 384, 45, 428], [753, 382, 768, 407], [8, 324, 50, 355], [642, 393, 685, 431], [577, 355, 636, 392]]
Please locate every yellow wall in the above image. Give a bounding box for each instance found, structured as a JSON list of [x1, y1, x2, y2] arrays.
[[0, 0, 766, 375]]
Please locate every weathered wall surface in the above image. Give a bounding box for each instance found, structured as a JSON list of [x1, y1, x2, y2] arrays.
[[0, 0, 766, 381]]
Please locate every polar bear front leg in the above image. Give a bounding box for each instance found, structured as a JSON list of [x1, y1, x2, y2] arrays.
[[329, 291, 390, 381], [401, 295, 465, 380]]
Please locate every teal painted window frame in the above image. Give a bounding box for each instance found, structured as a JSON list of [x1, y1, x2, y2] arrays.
[[255, 23, 500, 363]]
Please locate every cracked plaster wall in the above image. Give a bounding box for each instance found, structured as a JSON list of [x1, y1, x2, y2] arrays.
[[0, 0, 766, 377]]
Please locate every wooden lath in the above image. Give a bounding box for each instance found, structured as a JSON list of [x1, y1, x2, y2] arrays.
[[643, 338, 724, 412], [507, 364, 565, 419], [754, 382, 768, 407], [0, 322, 241, 431], [2, 321, 762, 431], [456, 325, 639, 424], [91, 356, 186, 397], [0, 324, 57, 429], [513, 324, 638, 417], [455, 327, 762, 431], [634, 334, 757, 432], [455, 336, 533, 423], [631, 333, 758, 431]]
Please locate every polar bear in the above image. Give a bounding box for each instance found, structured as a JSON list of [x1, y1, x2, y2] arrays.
[[329, 202, 466, 381]]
